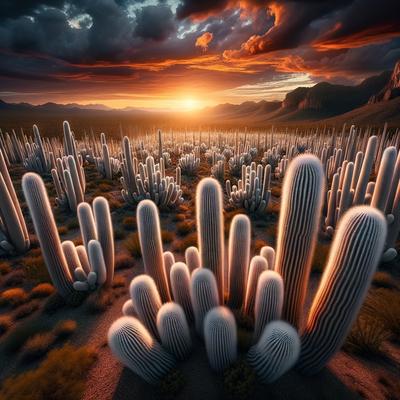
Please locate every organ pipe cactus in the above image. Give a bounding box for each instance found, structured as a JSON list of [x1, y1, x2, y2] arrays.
[[157, 302, 192, 360], [179, 153, 200, 175], [227, 214, 250, 309], [0, 149, 30, 254], [94, 137, 121, 180], [170, 262, 194, 322], [259, 246, 275, 270], [248, 321, 300, 383], [137, 200, 171, 302], [190, 268, 220, 336], [204, 307, 237, 372], [253, 271, 284, 342], [23, 125, 52, 174], [274, 155, 324, 329], [108, 316, 175, 384], [130, 275, 162, 339], [297, 206, 387, 375], [211, 160, 224, 181], [196, 178, 225, 301], [185, 246, 201, 272]]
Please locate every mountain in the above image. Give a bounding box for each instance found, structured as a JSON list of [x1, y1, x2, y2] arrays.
[[0, 100, 112, 112], [369, 60, 400, 103]]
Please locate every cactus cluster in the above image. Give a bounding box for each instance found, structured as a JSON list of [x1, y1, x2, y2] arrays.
[[94, 132, 121, 179]]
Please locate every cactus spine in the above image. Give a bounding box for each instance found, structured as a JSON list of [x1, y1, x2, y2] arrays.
[[137, 200, 170, 302], [204, 307, 237, 372], [297, 206, 387, 374], [196, 178, 225, 301], [108, 316, 175, 384], [274, 155, 324, 328]]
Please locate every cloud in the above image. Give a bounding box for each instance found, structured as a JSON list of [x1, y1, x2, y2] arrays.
[[195, 32, 213, 51]]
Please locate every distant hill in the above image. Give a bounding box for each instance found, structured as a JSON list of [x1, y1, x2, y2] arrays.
[[0, 100, 113, 112]]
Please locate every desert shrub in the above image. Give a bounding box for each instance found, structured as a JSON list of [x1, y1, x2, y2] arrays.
[[0, 288, 28, 307], [53, 320, 77, 340], [161, 230, 174, 243], [122, 216, 136, 230], [0, 261, 11, 276], [66, 218, 79, 230], [0, 344, 97, 400], [108, 197, 124, 211], [23, 255, 50, 283], [378, 375, 400, 399], [172, 213, 186, 222], [21, 332, 55, 362], [86, 289, 114, 314], [158, 369, 186, 400], [269, 202, 280, 215], [172, 232, 197, 252], [123, 232, 141, 258], [30, 283, 55, 299], [2, 270, 25, 287], [372, 272, 398, 289], [14, 301, 40, 320], [115, 253, 132, 270], [28, 234, 40, 248], [223, 360, 256, 400], [114, 227, 125, 241], [176, 221, 193, 236], [112, 275, 126, 288], [57, 226, 68, 235], [364, 288, 400, 337], [43, 293, 66, 315], [253, 239, 266, 253], [271, 186, 282, 198], [345, 315, 389, 357], [312, 242, 330, 273], [72, 237, 83, 246], [0, 315, 12, 336]]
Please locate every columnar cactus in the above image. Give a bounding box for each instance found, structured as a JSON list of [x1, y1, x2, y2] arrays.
[[253, 271, 284, 342], [227, 214, 250, 309], [137, 200, 171, 302], [297, 206, 387, 375], [185, 246, 201, 272], [0, 149, 30, 254], [170, 262, 194, 322], [190, 268, 220, 335], [204, 307, 237, 372], [163, 251, 175, 291], [22, 173, 75, 299], [274, 155, 324, 328], [211, 160, 224, 181], [130, 275, 162, 339], [179, 153, 200, 175], [196, 178, 225, 301], [108, 316, 175, 384], [259, 246, 275, 270], [248, 321, 300, 384], [157, 302, 192, 360], [94, 133, 120, 179], [243, 256, 268, 318], [23, 125, 52, 174]]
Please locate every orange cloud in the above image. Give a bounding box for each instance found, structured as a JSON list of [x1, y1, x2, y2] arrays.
[[195, 32, 214, 51]]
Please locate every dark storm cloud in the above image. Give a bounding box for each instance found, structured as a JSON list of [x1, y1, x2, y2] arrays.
[[176, 0, 230, 20]]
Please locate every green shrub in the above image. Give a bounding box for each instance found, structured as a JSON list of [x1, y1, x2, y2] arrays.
[[0, 344, 97, 400], [223, 360, 256, 400], [158, 369, 185, 400]]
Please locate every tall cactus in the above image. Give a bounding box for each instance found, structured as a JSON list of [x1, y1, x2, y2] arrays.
[[243, 256, 268, 318], [157, 302, 192, 360], [274, 155, 324, 328], [248, 321, 300, 384], [22, 173, 75, 299], [170, 262, 194, 322], [204, 307, 237, 372], [129, 275, 162, 339], [137, 200, 170, 302], [196, 178, 225, 301], [297, 206, 386, 374], [253, 271, 284, 342], [108, 316, 175, 384], [190, 268, 220, 336], [227, 214, 251, 309], [185, 246, 201, 272]]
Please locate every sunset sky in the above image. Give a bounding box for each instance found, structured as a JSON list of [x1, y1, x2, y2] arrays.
[[0, 0, 399, 111]]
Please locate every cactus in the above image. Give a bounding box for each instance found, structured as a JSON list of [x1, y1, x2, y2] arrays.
[[297, 206, 387, 374], [108, 316, 175, 384], [185, 246, 201, 272], [137, 200, 171, 302], [243, 256, 268, 318], [190, 268, 220, 336], [227, 214, 251, 309], [211, 160, 224, 181], [259, 246, 275, 270], [122, 299, 136, 317], [163, 251, 175, 292], [196, 178, 225, 301], [170, 262, 194, 322], [130, 275, 162, 339], [204, 307, 237, 372], [157, 302, 192, 360], [94, 134, 120, 179], [179, 153, 200, 175], [22, 172, 75, 299], [253, 271, 284, 342], [274, 155, 324, 329], [248, 321, 300, 383]]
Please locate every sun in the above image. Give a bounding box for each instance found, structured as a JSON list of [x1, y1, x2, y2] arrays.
[[181, 97, 201, 111]]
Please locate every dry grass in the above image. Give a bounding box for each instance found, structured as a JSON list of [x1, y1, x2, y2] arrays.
[[2, 269, 25, 287], [112, 275, 126, 288], [115, 253, 133, 270], [15, 301, 40, 320], [176, 220, 194, 235], [0, 315, 12, 336], [253, 239, 266, 253], [372, 272, 398, 289], [57, 226, 68, 235], [172, 232, 197, 252], [43, 293, 66, 315], [23, 254, 50, 283], [53, 320, 77, 340], [0, 288, 29, 307], [86, 289, 115, 314], [123, 232, 141, 258], [172, 213, 186, 222], [162, 230, 174, 243], [0, 344, 97, 400], [30, 283, 55, 299], [0, 261, 12, 276], [122, 216, 136, 230], [21, 332, 55, 361]]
